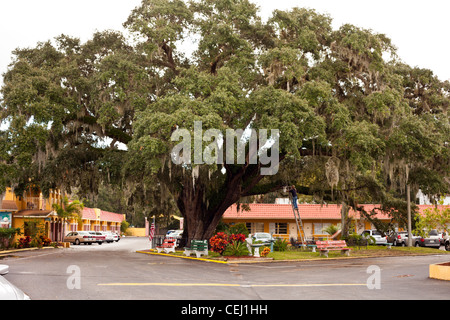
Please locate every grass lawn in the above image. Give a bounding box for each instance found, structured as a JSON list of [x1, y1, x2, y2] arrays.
[[267, 245, 450, 260]]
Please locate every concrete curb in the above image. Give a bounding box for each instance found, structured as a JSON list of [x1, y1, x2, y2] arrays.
[[0, 246, 58, 256], [135, 249, 368, 264], [429, 262, 450, 281], [136, 250, 229, 264], [136, 250, 277, 264]]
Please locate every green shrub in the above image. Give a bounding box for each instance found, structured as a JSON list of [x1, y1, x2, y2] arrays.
[[223, 240, 250, 256], [273, 238, 288, 252], [0, 228, 21, 250], [324, 224, 339, 236], [345, 233, 370, 246]]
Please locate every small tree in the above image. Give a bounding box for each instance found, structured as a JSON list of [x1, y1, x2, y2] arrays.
[[121, 220, 130, 234], [53, 197, 84, 241], [414, 205, 450, 238]]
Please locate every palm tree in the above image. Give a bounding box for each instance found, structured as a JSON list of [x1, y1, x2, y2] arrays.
[[53, 197, 84, 242]]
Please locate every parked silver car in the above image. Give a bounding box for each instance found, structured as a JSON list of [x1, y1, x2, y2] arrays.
[[0, 265, 31, 300], [64, 231, 94, 245]]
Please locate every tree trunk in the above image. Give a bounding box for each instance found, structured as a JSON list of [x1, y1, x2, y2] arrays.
[[176, 169, 250, 243], [340, 203, 350, 238]]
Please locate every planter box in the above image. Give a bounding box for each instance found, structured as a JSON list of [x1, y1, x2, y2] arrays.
[[429, 262, 450, 281]]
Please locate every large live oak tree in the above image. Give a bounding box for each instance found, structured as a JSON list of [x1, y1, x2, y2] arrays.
[[1, 0, 449, 242]]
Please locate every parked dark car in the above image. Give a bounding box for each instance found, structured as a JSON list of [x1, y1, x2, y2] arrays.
[[415, 229, 442, 249]]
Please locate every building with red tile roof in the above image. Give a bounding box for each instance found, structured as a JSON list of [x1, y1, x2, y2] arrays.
[[222, 202, 449, 241], [70, 207, 125, 234]]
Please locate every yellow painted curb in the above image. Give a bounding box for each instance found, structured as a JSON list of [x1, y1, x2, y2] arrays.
[[429, 262, 450, 281], [136, 250, 228, 264], [0, 246, 56, 256]]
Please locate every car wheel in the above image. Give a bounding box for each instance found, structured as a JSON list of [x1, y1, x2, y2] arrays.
[[415, 242, 420, 247], [445, 242, 450, 251], [75, 239, 80, 245]]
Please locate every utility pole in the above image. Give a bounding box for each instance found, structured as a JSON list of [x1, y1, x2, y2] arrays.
[[406, 161, 412, 247]]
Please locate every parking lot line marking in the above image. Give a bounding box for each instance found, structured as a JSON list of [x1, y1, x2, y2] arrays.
[[97, 282, 366, 288], [251, 283, 367, 287], [98, 283, 241, 287]]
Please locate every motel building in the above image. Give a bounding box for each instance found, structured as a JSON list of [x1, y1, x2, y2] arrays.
[[222, 200, 444, 241], [0, 187, 124, 243]]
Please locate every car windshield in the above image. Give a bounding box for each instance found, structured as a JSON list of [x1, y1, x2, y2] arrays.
[[429, 230, 438, 236], [257, 234, 270, 239]]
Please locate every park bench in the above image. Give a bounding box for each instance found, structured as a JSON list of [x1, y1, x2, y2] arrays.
[[316, 240, 351, 258], [184, 240, 208, 258], [156, 237, 176, 254]]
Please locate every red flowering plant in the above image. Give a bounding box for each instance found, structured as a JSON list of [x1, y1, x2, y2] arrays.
[[210, 232, 248, 255], [34, 235, 52, 248], [17, 236, 31, 249], [209, 232, 229, 255], [228, 233, 246, 243]]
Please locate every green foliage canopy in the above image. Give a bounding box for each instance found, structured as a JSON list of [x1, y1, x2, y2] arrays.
[[1, 0, 449, 240]]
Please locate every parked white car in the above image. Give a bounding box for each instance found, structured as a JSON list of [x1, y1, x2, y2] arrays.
[[361, 229, 388, 245], [89, 231, 105, 245], [0, 265, 30, 300], [102, 231, 119, 243], [102, 232, 114, 243]]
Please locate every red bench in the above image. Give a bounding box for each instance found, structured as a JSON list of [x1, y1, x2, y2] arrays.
[[156, 237, 176, 253], [316, 240, 351, 258]]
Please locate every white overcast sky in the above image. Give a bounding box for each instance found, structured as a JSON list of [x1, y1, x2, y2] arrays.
[[0, 0, 449, 88]]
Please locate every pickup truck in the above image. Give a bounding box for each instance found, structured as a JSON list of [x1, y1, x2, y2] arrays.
[[415, 229, 443, 249]]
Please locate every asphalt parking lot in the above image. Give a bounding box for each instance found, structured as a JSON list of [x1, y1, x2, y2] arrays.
[[1, 237, 449, 302]]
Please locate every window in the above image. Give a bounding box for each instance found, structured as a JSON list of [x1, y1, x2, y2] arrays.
[[275, 223, 288, 234], [246, 223, 264, 234], [313, 223, 332, 235]]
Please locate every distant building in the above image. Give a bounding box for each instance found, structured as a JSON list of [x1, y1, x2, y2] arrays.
[[223, 202, 446, 240], [416, 190, 450, 205], [1, 187, 125, 243]]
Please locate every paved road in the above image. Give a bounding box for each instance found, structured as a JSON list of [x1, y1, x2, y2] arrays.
[[1, 237, 449, 301]]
